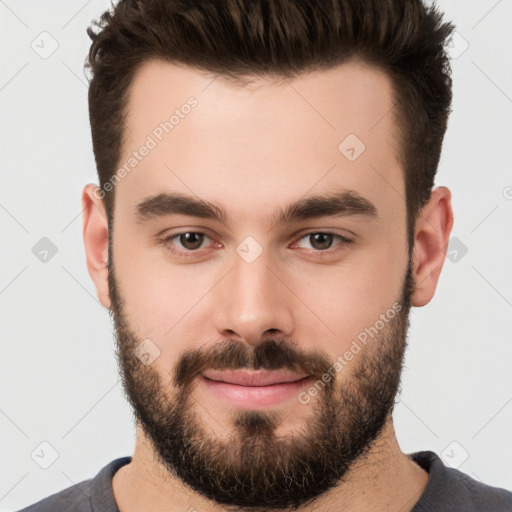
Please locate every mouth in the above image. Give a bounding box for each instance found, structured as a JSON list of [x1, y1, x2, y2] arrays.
[[200, 370, 312, 408], [202, 369, 310, 386]]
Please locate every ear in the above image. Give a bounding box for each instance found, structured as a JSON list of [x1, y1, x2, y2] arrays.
[[82, 183, 111, 309], [411, 186, 454, 307]]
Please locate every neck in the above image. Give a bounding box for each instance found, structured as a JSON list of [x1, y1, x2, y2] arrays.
[[112, 416, 428, 512]]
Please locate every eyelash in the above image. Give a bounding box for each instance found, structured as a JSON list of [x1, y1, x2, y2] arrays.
[[159, 230, 354, 258]]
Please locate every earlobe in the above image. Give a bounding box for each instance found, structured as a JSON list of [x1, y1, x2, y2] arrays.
[[82, 183, 112, 309], [411, 186, 454, 307]]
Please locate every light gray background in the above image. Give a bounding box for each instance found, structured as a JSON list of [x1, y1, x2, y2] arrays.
[[1, 1, 511, 510]]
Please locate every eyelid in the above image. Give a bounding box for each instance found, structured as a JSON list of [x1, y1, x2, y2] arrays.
[[160, 230, 219, 256], [292, 227, 355, 241], [290, 230, 354, 252], [160, 228, 354, 259]]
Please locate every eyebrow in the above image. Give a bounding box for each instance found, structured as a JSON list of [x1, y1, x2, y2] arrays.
[[135, 189, 378, 226]]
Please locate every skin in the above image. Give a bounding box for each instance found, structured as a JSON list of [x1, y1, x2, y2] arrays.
[[82, 59, 453, 511]]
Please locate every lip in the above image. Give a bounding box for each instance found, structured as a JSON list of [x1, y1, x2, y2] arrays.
[[202, 369, 309, 386], [200, 370, 312, 408]]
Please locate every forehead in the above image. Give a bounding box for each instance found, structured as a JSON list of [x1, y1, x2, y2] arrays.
[[116, 58, 403, 223]]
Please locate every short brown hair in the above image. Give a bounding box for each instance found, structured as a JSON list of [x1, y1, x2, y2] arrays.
[[86, 0, 454, 249]]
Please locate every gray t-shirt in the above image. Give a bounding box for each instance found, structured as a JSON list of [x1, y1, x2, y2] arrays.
[[17, 450, 512, 511]]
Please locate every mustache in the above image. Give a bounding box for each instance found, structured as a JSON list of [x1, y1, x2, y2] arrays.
[[174, 339, 334, 389]]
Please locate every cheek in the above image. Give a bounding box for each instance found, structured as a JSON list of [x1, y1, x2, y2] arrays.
[[112, 236, 219, 365], [293, 238, 408, 359], [112, 213, 408, 375]]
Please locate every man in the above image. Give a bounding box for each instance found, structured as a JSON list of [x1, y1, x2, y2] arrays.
[[19, 0, 512, 511]]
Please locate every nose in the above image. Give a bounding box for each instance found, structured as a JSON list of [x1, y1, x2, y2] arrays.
[[212, 247, 295, 346]]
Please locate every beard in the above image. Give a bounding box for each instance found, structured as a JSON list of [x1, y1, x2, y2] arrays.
[[107, 252, 415, 511]]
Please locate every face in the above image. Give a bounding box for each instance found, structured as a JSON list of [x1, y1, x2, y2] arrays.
[[106, 59, 414, 509]]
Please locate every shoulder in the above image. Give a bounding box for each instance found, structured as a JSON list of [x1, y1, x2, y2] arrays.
[[16, 479, 93, 512], [16, 457, 131, 512], [410, 450, 512, 512]]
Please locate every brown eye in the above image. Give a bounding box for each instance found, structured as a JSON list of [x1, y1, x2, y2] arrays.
[[293, 231, 353, 256], [308, 233, 335, 250], [161, 231, 212, 255], [177, 232, 205, 250]]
